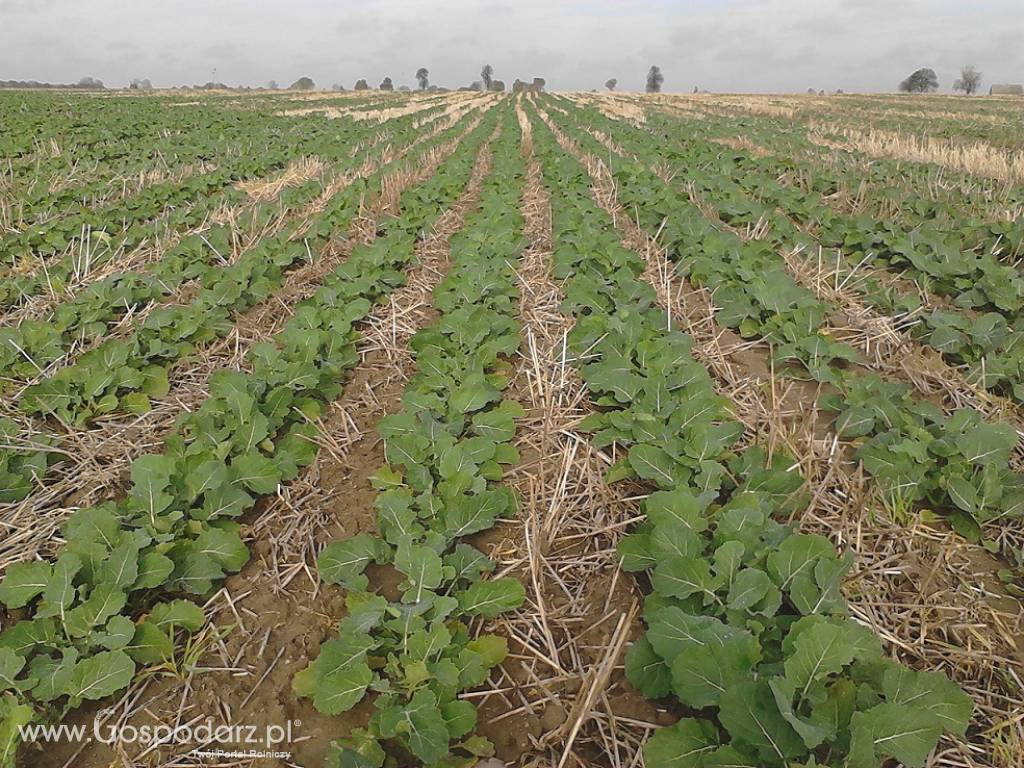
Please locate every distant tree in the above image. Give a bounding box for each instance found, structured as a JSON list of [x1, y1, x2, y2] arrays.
[[267, 80, 279, 90], [953, 65, 982, 95], [416, 67, 429, 90], [331, 83, 346, 91], [605, 78, 617, 91], [491, 79, 505, 92], [513, 78, 528, 93], [129, 78, 152, 90], [899, 68, 939, 93], [77, 76, 104, 89], [645, 65, 663, 93], [469, 80, 483, 91], [379, 76, 394, 91], [481, 64, 494, 90], [532, 77, 546, 92], [354, 79, 369, 90], [288, 77, 316, 90]]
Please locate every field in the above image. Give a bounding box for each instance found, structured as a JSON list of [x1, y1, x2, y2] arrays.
[[0, 87, 1023, 768]]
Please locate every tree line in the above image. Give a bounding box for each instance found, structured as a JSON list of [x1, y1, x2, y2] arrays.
[[273, 64, 670, 94], [899, 65, 983, 94]]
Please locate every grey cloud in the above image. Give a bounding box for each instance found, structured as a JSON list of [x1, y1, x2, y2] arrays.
[[0, 0, 1020, 92]]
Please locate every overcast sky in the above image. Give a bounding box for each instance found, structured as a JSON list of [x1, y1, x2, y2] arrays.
[[2, 0, 1022, 93]]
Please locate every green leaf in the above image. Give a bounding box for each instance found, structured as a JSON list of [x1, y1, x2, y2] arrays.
[[881, 665, 972, 739], [312, 660, 373, 715], [783, 617, 877, 697], [625, 636, 671, 698], [652, 556, 716, 601], [133, 552, 175, 589], [645, 489, 708, 532], [628, 444, 679, 488], [185, 458, 229, 501], [712, 541, 745, 587], [765, 533, 836, 589], [471, 407, 516, 442], [718, 680, 805, 763], [97, 539, 140, 589], [727, 568, 772, 611], [325, 728, 386, 768], [127, 621, 172, 665], [768, 676, 835, 750], [150, 599, 205, 631], [403, 689, 450, 764], [442, 489, 511, 541], [671, 629, 760, 708], [835, 406, 875, 438], [194, 527, 249, 571], [848, 703, 943, 768], [618, 533, 657, 572], [394, 542, 443, 603], [231, 452, 282, 494], [26, 649, 77, 702], [954, 421, 1016, 466], [64, 583, 126, 639], [647, 607, 707, 662], [0, 618, 58, 656], [318, 533, 380, 591], [0, 560, 52, 608], [465, 635, 508, 668], [128, 454, 175, 522], [456, 577, 525, 618], [449, 374, 500, 414], [442, 699, 477, 740], [0, 649, 25, 690], [375, 490, 419, 545], [35, 553, 82, 620], [63, 650, 134, 703], [1, 693, 34, 767], [93, 615, 136, 651], [642, 718, 719, 767], [121, 392, 151, 415]]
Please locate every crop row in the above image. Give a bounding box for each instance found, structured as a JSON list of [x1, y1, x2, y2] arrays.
[[0, 106, 478, 507], [652, 103, 1024, 230], [650, 95, 1024, 204], [0, 102, 448, 390], [0, 94, 385, 212], [527, 106, 971, 768], [634, 106, 1024, 401], [297, 108, 527, 766], [0, 102, 446, 308], [0, 107, 502, 766], [541, 99, 1024, 543]]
